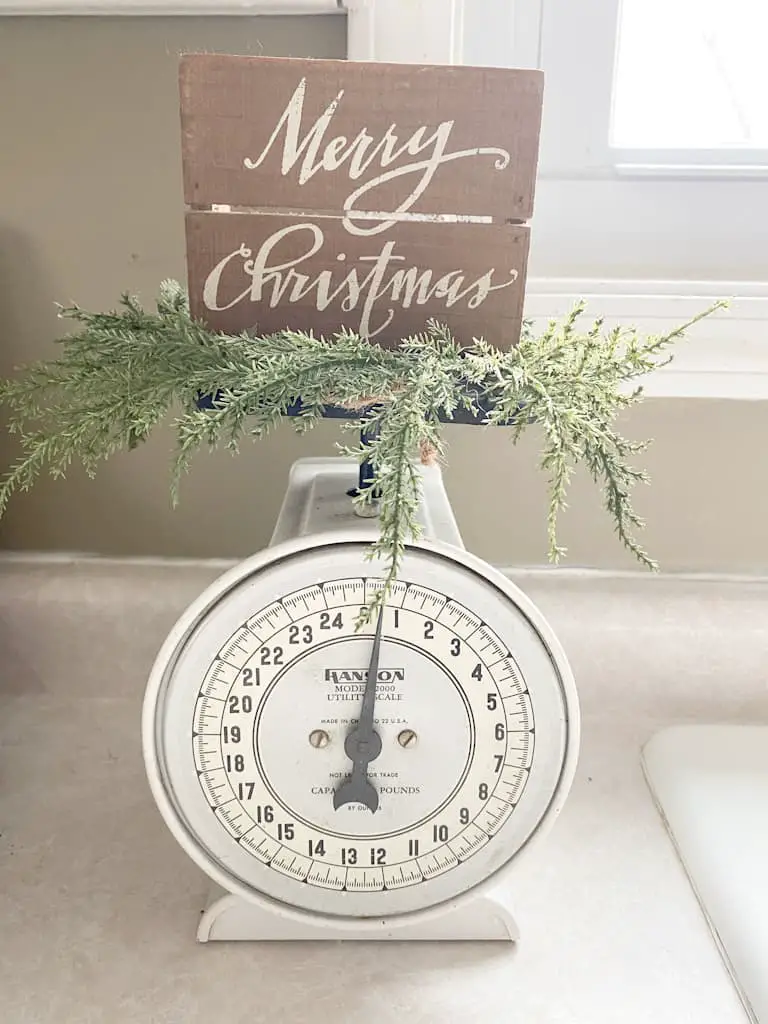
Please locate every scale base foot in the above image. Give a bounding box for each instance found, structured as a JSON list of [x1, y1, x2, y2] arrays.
[[198, 886, 519, 942]]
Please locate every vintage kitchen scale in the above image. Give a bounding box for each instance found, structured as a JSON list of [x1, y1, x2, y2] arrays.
[[143, 449, 580, 941], [141, 54, 580, 941]]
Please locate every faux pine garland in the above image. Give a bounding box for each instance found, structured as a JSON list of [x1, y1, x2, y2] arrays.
[[0, 279, 724, 612]]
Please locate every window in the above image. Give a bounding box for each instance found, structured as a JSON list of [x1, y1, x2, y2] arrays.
[[458, 0, 768, 283], [446, 0, 768, 396], [612, 0, 768, 154]]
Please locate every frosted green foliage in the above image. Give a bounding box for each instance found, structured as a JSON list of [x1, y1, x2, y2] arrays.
[[0, 279, 725, 615]]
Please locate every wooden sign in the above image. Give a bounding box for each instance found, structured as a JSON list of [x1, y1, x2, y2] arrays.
[[180, 54, 543, 348]]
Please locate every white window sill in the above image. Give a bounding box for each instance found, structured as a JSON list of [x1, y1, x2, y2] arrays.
[[613, 164, 768, 181], [525, 279, 768, 401]]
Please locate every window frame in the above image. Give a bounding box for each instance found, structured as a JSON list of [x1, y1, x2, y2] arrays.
[[0, 0, 340, 13], [348, 0, 768, 399], [528, 0, 768, 181]]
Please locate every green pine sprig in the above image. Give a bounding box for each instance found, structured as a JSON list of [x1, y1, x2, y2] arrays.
[[0, 279, 726, 615]]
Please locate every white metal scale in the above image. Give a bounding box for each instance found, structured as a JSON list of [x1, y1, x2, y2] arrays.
[[142, 457, 580, 941]]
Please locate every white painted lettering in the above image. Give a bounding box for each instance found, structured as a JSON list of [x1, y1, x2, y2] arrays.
[[242, 76, 511, 236], [202, 226, 519, 338]]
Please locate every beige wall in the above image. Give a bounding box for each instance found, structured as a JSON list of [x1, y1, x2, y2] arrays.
[[1, 16, 767, 573]]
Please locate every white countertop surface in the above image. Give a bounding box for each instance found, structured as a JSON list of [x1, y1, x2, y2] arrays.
[[1, 556, 765, 1024]]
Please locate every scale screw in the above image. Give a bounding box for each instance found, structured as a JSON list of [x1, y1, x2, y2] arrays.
[[309, 729, 330, 749], [398, 729, 418, 749]]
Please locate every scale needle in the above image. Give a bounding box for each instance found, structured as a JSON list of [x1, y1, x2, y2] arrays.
[[333, 608, 385, 814]]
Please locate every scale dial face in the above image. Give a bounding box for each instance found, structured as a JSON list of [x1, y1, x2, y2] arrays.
[[144, 536, 578, 919]]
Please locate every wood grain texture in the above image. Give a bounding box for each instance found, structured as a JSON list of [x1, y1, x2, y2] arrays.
[[180, 52, 542, 348], [180, 53, 543, 222], [186, 211, 529, 348]]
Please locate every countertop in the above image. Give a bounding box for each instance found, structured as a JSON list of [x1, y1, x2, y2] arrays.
[[1, 555, 766, 1024]]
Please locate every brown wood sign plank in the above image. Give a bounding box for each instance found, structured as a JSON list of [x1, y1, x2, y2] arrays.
[[186, 211, 530, 346], [180, 53, 543, 348]]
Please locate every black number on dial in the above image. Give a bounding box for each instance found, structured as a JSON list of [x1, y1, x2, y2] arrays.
[[486, 693, 498, 710], [450, 638, 461, 656], [254, 804, 274, 823], [276, 823, 295, 841], [238, 782, 256, 800], [433, 824, 449, 842], [260, 646, 284, 666], [495, 722, 506, 741], [478, 783, 489, 800], [320, 612, 343, 630], [308, 839, 326, 857], [424, 620, 434, 640], [228, 695, 253, 714], [225, 754, 245, 772], [288, 624, 313, 645], [242, 668, 260, 686], [471, 663, 483, 681], [341, 848, 357, 865], [222, 726, 241, 743]]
